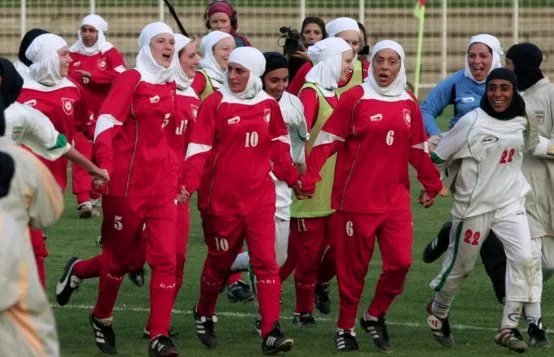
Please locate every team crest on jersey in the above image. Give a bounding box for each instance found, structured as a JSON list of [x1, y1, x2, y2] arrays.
[[403, 109, 412, 127], [264, 108, 271, 124], [191, 104, 199, 119], [61, 97, 75, 115], [24, 99, 37, 107], [535, 110, 545, 125], [98, 58, 107, 70]]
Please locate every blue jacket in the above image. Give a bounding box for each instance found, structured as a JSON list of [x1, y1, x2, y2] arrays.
[[421, 70, 485, 136]]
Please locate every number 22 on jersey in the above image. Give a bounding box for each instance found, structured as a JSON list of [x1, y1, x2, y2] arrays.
[[499, 148, 515, 164]]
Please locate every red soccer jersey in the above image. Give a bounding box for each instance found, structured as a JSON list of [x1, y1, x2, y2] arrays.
[[69, 48, 126, 118], [302, 84, 442, 213], [94, 69, 177, 197], [183, 90, 299, 216]]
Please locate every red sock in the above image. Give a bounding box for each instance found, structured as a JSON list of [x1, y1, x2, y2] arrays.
[[73, 255, 102, 279], [368, 292, 396, 318], [93, 272, 124, 319], [294, 276, 315, 313], [257, 276, 281, 338], [36, 256, 46, 288], [76, 192, 90, 205], [148, 271, 176, 338], [279, 255, 296, 282], [317, 247, 336, 284], [227, 271, 242, 286], [337, 299, 359, 330]]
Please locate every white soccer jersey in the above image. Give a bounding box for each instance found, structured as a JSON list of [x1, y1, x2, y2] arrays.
[[434, 107, 532, 219], [273, 91, 307, 220], [4, 102, 71, 160]]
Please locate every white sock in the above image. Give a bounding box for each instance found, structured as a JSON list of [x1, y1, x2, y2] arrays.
[[230, 251, 250, 272], [501, 301, 523, 329], [524, 302, 541, 326], [363, 312, 378, 322], [431, 291, 453, 319]]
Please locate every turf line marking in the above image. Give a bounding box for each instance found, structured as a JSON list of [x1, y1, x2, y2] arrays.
[[52, 303, 552, 334]]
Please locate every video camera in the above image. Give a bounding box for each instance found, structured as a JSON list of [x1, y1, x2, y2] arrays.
[[279, 26, 303, 57]]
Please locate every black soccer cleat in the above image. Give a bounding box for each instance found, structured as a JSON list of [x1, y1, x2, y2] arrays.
[[90, 314, 117, 355], [227, 280, 254, 303], [292, 312, 316, 326], [314, 282, 331, 315], [426, 302, 454, 348], [422, 221, 452, 263], [56, 257, 82, 306], [143, 326, 180, 340], [129, 267, 145, 287], [193, 306, 217, 348], [528, 318, 552, 348], [335, 329, 359, 352], [495, 327, 528, 352], [148, 335, 179, 357], [360, 314, 393, 353], [261, 322, 294, 355]]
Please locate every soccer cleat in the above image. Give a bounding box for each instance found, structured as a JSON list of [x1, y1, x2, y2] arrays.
[[528, 319, 552, 348], [148, 335, 179, 357], [426, 302, 454, 348], [227, 280, 254, 303], [78, 201, 100, 219], [143, 327, 180, 340], [129, 268, 145, 287], [495, 328, 528, 353], [56, 257, 82, 306], [422, 221, 451, 263], [335, 329, 359, 352], [193, 306, 217, 348], [90, 314, 117, 355], [360, 314, 393, 353], [261, 322, 294, 355], [314, 282, 331, 315], [292, 312, 316, 326], [255, 318, 262, 336]]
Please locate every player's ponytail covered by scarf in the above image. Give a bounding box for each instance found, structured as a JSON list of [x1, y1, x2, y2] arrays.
[[222, 46, 265, 100], [480, 68, 526, 120], [136, 22, 174, 84], [366, 40, 407, 97], [0, 57, 24, 107], [172, 33, 194, 90], [325, 17, 359, 38], [70, 14, 114, 55], [464, 34, 503, 84], [25, 34, 68, 86], [305, 37, 351, 94], [506, 43, 544, 91], [18, 29, 49, 66]]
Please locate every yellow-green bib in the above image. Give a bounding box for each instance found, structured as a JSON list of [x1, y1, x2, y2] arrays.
[[337, 59, 363, 97], [198, 69, 216, 101]]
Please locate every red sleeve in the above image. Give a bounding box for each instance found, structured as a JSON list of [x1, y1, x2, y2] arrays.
[[408, 100, 442, 197], [69, 80, 94, 139], [88, 48, 126, 85], [301, 86, 363, 193], [179, 107, 197, 186], [191, 72, 206, 98], [268, 100, 299, 186], [182, 92, 221, 193], [287, 62, 312, 96], [93, 70, 140, 175], [298, 87, 319, 131], [361, 59, 369, 80]]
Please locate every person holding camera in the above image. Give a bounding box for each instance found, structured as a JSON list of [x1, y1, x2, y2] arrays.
[[204, 0, 251, 47]]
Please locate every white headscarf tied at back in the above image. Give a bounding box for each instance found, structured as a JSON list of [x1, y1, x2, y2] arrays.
[[326, 17, 360, 38], [69, 14, 114, 55], [305, 37, 352, 96], [367, 40, 407, 97], [199, 31, 233, 87], [464, 34, 503, 84], [222, 47, 266, 100], [135, 22, 174, 84], [26, 33, 68, 86], [172, 33, 194, 91]]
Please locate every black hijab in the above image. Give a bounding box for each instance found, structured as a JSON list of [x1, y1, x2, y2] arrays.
[[18, 28, 49, 66], [480, 68, 526, 120], [0, 96, 15, 197], [506, 43, 544, 91], [0, 57, 24, 108]]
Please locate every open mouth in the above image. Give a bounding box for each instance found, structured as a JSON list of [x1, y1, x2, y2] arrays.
[[162, 53, 172, 61]]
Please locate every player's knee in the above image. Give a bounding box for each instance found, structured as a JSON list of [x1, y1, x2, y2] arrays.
[[147, 255, 176, 274], [251, 260, 279, 279]]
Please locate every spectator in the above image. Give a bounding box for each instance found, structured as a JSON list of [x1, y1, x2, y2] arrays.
[[204, 0, 251, 47]]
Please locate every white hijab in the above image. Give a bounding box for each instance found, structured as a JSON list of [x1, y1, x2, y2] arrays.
[[199, 31, 233, 87], [305, 37, 352, 96], [326, 17, 360, 38], [172, 33, 195, 91], [26, 33, 68, 86], [221, 47, 265, 100], [69, 14, 114, 55], [367, 40, 407, 97], [464, 34, 503, 84], [135, 22, 174, 84]]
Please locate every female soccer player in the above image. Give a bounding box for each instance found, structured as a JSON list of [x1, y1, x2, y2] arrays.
[[182, 46, 299, 355], [426, 68, 541, 353], [299, 40, 442, 353]]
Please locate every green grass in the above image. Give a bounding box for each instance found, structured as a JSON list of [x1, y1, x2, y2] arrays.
[[45, 111, 554, 356]]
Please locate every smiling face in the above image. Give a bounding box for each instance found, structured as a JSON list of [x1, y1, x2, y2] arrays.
[[302, 23, 324, 46], [263, 68, 289, 100], [179, 42, 200, 78], [337, 30, 360, 56], [57, 46, 72, 77], [227, 63, 250, 93], [80, 25, 99, 47], [150, 33, 175, 68], [340, 50, 355, 82], [213, 37, 235, 70], [487, 79, 513, 113], [468, 42, 493, 82], [372, 48, 401, 87], [209, 12, 232, 34]]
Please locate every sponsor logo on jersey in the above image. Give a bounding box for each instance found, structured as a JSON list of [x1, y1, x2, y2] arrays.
[[227, 116, 240, 125], [515, 210, 526, 216], [462, 96, 475, 103], [73, 61, 81, 67], [149, 95, 160, 104], [264, 108, 271, 124], [535, 110, 545, 125], [481, 135, 499, 144], [370, 113, 383, 121], [24, 99, 37, 107], [98, 58, 107, 70], [191, 104, 199, 119], [403, 109, 412, 127], [61, 97, 75, 116]]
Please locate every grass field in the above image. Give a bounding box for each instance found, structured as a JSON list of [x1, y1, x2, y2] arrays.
[[43, 112, 554, 357]]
